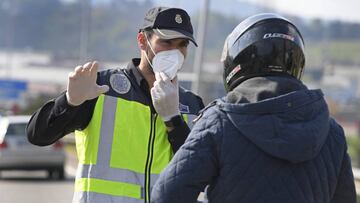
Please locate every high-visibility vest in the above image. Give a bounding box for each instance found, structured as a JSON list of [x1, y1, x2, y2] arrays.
[[73, 94, 188, 203]]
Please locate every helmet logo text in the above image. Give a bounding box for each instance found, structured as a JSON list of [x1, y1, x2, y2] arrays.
[[263, 33, 295, 41]]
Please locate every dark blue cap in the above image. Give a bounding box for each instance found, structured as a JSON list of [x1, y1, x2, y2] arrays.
[[140, 7, 198, 46]]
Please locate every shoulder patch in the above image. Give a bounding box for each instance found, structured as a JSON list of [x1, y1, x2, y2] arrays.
[[110, 73, 131, 94], [179, 103, 190, 114]]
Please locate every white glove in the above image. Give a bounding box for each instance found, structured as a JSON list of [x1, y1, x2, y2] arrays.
[[66, 61, 109, 106], [151, 72, 180, 121]]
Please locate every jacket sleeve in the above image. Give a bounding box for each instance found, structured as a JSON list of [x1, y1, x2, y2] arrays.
[[26, 92, 97, 146], [167, 93, 205, 154], [167, 120, 190, 153], [330, 148, 357, 203], [151, 107, 221, 203]]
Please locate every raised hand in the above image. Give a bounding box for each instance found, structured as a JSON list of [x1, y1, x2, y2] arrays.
[[66, 61, 109, 106]]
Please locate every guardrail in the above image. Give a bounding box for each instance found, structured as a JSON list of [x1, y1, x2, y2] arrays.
[[353, 168, 360, 195]]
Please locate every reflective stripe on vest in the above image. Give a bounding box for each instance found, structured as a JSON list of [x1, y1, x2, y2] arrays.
[[74, 94, 174, 202], [73, 190, 144, 203], [75, 164, 160, 188]]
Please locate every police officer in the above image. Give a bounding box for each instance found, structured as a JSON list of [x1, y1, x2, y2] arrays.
[[27, 7, 204, 203], [151, 13, 356, 203]]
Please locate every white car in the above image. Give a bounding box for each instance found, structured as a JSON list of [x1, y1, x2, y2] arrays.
[[0, 115, 66, 180]]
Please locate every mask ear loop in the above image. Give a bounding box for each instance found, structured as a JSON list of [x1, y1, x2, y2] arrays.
[[143, 32, 156, 70]]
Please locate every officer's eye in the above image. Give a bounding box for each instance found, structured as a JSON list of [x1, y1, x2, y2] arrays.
[[159, 39, 172, 45], [180, 41, 189, 48]]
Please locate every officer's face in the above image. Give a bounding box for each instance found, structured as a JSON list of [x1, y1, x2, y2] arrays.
[[146, 33, 189, 61]]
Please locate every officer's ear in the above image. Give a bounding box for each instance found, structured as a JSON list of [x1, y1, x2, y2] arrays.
[[137, 32, 147, 51]]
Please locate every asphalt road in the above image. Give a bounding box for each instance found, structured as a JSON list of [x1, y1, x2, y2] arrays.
[[0, 171, 74, 203], [0, 147, 78, 203]]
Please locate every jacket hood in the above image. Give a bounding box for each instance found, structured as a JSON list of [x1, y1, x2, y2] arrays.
[[218, 77, 330, 163]]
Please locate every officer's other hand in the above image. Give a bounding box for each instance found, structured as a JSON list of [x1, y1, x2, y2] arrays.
[[151, 72, 180, 121], [66, 61, 109, 106]]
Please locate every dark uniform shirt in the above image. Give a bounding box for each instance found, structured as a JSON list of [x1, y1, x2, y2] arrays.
[[26, 58, 204, 153]]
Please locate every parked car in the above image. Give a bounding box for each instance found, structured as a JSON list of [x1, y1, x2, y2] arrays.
[[0, 115, 66, 180]]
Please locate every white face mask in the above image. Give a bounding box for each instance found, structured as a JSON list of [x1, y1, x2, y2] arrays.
[[144, 35, 185, 80]]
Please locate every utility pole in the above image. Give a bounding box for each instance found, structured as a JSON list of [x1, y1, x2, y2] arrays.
[[191, 0, 210, 94], [4, 0, 15, 78], [79, 0, 91, 63]]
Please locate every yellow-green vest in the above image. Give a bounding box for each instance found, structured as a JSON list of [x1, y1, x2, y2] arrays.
[[73, 94, 188, 203]]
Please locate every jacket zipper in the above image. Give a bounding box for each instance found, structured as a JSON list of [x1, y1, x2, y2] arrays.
[[144, 112, 157, 203]]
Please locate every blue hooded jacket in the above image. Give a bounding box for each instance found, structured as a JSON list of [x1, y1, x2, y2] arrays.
[[151, 76, 356, 203]]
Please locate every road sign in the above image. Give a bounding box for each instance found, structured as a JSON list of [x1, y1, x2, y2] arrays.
[[0, 79, 27, 91], [0, 79, 27, 99]]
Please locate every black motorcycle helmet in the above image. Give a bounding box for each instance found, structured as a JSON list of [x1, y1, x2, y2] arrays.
[[221, 13, 305, 92]]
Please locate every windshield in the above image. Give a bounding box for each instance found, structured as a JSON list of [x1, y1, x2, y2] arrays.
[[5, 123, 27, 136]]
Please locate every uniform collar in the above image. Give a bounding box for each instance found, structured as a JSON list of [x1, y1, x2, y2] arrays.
[[126, 58, 153, 109], [127, 58, 147, 87]]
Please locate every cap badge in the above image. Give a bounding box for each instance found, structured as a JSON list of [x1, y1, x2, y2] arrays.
[[175, 14, 183, 24]]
